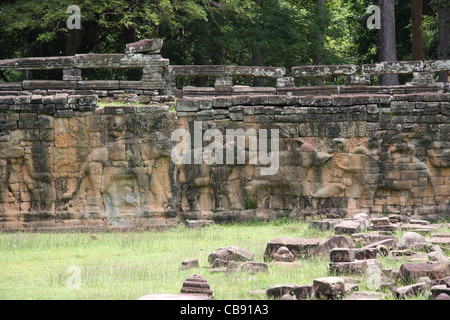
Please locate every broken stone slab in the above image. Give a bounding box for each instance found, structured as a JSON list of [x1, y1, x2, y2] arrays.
[[180, 274, 213, 297], [400, 232, 427, 249], [362, 238, 398, 250], [334, 220, 363, 235], [430, 285, 450, 297], [352, 233, 399, 247], [362, 61, 424, 75], [388, 214, 403, 224], [369, 224, 399, 232], [390, 250, 414, 257], [343, 291, 382, 300], [264, 237, 321, 261], [330, 248, 355, 263], [309, 219, 341, 231], [428, 245, 448, 262], [427, 236, 450, 248], [409, 219, 430, 225], [225, 66, 285, 78], [208, 246, 254, 265], [432, 233, 450, 238], [171, 65, 226, 77], [369, 217, 390, 226], [344, 283, 359, 295], [291, 65, 357, 78], [394, 282, 428, 299], [399, 262, 450, 282], [179, 259, 199, 270], [435, 293, 450, 300], [266, 284, 313, 300], [328, 259, 381, 276], [226, 261, 269, 275], [353, 248, 378, 260], [125, 39, 163, 54], [313, 277, 345, 300], [401, 224, 439, 233], [184, 219, 214, 229], [318, 235, 356, 255], [272, 246, 294, 262]]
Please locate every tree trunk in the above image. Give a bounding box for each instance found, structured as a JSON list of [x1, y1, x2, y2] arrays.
[[252, 46, 264, 87], [378, 0, 398, 86], [438, 4, 449, 82], [313, 0, 325, 86], [412, 0, 423, 60]]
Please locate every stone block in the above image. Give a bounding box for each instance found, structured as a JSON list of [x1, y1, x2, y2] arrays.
[[330, 248, 355, 263], [313, 277, 345, 300]]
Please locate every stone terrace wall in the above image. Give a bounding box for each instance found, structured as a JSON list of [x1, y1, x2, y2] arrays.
[[175, 93, 450, 222], [0, 94, 178, 230], [0, 92, 449, 230]]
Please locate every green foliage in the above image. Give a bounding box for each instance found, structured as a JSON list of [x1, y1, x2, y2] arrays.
[[0, 0, 443, 82], [243, 195, 257, 210]]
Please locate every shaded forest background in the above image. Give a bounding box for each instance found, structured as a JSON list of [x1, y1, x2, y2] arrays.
[[0, 0, 448, 84]]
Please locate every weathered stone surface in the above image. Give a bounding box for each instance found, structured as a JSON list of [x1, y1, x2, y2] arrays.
[[309, 219, 341, 231], [180, 259, 199, 270], [1, 56, 450, 231], [400, 232, 427, 249], [125, 39, 163, 53], [272, 246, 295, 262], [428, 245, 448, 262], [334, 220, 363, 235], [362, 238, 398, 250], [430, 285, 450, 297], [318, 235, 356, 255], [185, 219, 214, 229], [328, 259, 380, 276], [180, 274, 213, 297], [264, 238, 321, 261], [435, 293, 450, 300], [353, 248, 377, 260], [399, 262, 450, 282], [208, 246, 254, 265], [266, 284, 313, 300], [330, 248, 355, 263], [394, 282, 428, 299], [313, 277, 345, 300]]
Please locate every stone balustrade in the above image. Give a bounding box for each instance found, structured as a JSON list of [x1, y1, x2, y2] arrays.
[[0, 39, 448, 100]]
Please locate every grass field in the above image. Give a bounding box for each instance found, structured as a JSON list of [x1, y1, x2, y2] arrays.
[[0, 220, 448, 300]]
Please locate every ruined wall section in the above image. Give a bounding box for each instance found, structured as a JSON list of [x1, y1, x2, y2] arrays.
[[175, 93, 450, 222], [0, 94, 178, 230], [0, 92, 449, 230]]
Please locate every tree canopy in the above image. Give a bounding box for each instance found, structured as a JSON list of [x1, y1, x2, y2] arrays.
[[0, 0, 446, 82]]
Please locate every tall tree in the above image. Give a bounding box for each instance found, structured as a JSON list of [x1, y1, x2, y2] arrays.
[[313, 0, 326, 85], [378, 0, 398, 85], [437, 3, 449, 82], [412, 0, 423, 60]]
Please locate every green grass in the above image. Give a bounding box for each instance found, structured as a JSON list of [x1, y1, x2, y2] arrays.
[[0, 220, 448, 300]]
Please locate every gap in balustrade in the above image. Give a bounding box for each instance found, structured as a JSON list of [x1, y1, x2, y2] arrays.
[[294, 78, 320, 87], [323, 76, 348, 86], [82, 69, 142, 81], [176, 76, 215, 90], [7, 69, 63, 81], [1, 70, 26, 82]]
